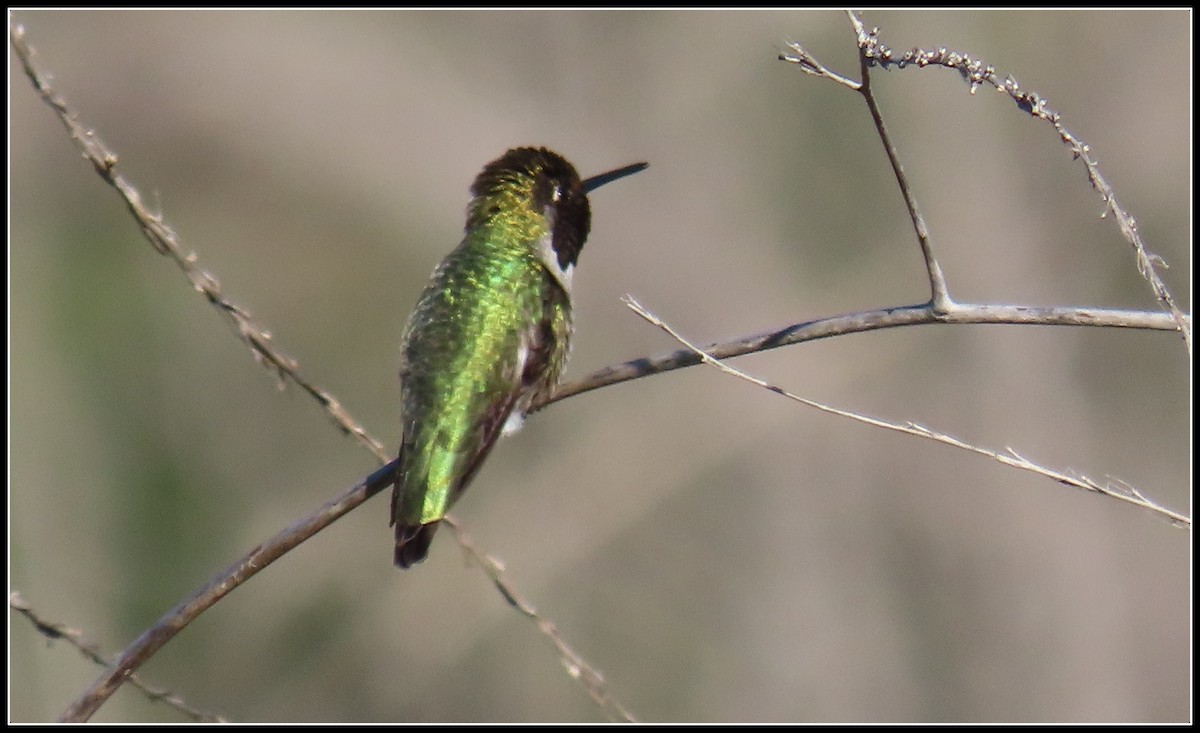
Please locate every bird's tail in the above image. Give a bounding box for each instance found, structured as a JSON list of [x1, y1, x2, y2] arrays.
[[394, 520, 439, 569]]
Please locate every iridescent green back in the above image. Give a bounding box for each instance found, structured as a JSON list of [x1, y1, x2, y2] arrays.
[[393, 229, 570, 528]]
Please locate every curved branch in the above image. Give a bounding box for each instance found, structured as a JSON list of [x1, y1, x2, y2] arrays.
[[57, 465, 395, 722], [57, 295, 1181, 721], [624, 296, 1190, 527], [540, 301, 1184, 408]]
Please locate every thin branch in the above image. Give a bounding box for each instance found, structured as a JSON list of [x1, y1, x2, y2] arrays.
[[54, 464, 395, 722], [9, 21, 390, 462], [541, 301, 1183, 409], [442, 519, 638, 723], [10, 20, 630, 724], [776, 42, 861, 90], [56, 472, 634, 723], [10, 592, 226, 723], [780, 14, 952, 313], [826, 11, 1188, 352], [49, 302, 1174, 721], [849, 11, 951, 312], [624, 297, 1190, 528], [14, 13, 1187, 724]]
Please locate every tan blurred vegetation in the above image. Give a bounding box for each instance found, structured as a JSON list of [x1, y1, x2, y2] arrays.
[[9, 9, 1190, 723]]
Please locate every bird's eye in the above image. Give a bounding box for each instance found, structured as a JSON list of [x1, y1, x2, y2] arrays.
[[551, 184, 563, 203]]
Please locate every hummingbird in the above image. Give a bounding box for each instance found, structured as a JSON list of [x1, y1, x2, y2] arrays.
[[391, 147, 647, 568]]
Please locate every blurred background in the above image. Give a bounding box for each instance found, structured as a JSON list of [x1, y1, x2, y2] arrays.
[[9, 9, 1190, 723]]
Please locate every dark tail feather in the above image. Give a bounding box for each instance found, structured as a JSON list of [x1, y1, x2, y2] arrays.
[[394, 521, 439, 569]]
